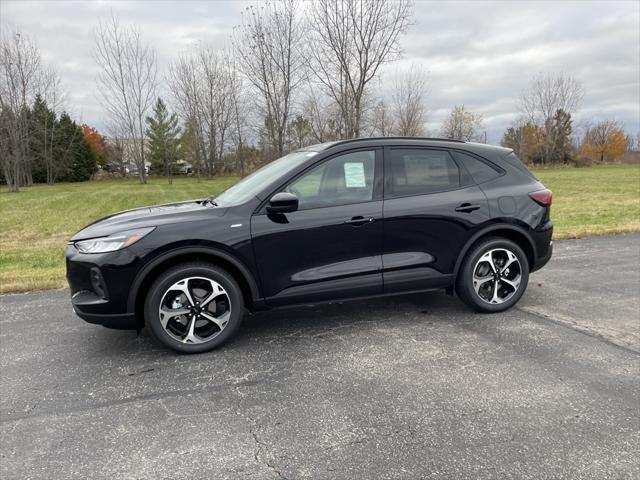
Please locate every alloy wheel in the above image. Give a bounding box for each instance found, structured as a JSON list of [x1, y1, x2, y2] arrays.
[[158, 276, 231, 344], [472, 248, 522, 305]]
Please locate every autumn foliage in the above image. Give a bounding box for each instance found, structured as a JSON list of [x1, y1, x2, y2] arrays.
[[80, 124, 107, 165], [580, 121, 626, 163]]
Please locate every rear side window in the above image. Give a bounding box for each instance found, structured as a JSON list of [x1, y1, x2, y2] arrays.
[[452, 151, 502, 184], [502, 152, 538, 180], [386, 149, 460, 197]]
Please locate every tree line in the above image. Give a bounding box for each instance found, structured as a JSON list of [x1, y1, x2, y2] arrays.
[[2, 0, 637, 191], [500, 74, 634, 165], [0, 31, 98, 191]]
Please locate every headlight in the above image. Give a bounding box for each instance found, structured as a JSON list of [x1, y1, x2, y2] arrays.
[[74, 227, 155, 254]]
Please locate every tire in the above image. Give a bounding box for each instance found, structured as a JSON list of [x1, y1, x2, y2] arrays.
[[456, 238, 529, 313], [144, 262, 244, 353]]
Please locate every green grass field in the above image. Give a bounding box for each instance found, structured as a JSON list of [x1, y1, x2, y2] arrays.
[[0, 176, 238, 293], [1, 165, 639, 293]]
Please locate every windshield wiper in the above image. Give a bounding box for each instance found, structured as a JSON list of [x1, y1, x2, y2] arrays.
[[202, 196, 218, 207]]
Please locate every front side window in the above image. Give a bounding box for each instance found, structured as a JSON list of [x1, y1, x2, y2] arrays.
[[215, 150, 318, 206], [286, 150, 376, 210], [387, 149, 460, 197]]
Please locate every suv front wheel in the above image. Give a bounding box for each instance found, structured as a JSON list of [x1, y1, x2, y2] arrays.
[[144, 262, 244, 353], [456, 238, 530, 313]]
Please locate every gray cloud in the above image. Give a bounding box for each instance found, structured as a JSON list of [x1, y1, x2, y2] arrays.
[[2, 0, 638, 143]]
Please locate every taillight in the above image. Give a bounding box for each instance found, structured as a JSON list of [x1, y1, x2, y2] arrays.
[[529, 189, 553, 207]]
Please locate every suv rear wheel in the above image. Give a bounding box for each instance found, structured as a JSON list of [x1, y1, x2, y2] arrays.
[[456, 238, 529, 313], [144, 262, 244, 353]]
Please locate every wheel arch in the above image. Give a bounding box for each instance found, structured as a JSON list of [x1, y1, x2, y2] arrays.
[[128, 245, 262, 327], [453, 224, 537, 277]]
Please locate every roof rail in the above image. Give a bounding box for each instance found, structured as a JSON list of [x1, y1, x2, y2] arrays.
[[329, 136, 466, 148]]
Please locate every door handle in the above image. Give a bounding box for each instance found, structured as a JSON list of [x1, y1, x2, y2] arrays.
[[455, 203, 481, 213], [344, 216, 374, 226]]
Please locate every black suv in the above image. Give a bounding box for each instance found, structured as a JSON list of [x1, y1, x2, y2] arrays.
[[67, 138, 553, 353]]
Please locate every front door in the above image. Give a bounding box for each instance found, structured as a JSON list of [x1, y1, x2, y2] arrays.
[[251, 149, 384, 306]]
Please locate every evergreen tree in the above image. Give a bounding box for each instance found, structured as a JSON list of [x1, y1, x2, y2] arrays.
[[55, 113, 97, 182], [29, 95, 57, 183], [178, 122, 202, 180], [146, 97, 180, 183], [68, 130, 98, 182]]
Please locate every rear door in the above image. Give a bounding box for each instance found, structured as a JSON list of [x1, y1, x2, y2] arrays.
[[382, 147, 491, 293], [251, 148, 384, 306]]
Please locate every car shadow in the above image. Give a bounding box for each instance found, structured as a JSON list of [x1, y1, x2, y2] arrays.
[[85, 291, 469, 358], [129, 292, 460, 350]]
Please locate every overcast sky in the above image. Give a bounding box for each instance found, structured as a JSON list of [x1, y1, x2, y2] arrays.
[[1, 0, 638, 143]]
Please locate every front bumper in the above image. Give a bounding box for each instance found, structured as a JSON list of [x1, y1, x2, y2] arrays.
[[71, 290, 137, 330], [66, 244, 141, 330]]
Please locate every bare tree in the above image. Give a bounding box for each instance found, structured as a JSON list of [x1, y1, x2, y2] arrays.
[[623, 133, 636, 152], [170, 46, 240, 177], [168, 53, 204, 178], [233, 0, 305, 157], [199, 48, 236, 175], [302, 89, 341, 143], [94, 15, 157, 183], [0, 29, 42, 191], [392, 65, 427, 136], [308, 0, 412, 139], [369, 100, 395, 136], [441, 105, 484, 142], [520, 73, 584, 163], [228, 56, 250, 176]]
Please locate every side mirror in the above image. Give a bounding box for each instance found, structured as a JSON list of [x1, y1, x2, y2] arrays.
[[267, 192, 298, 214]]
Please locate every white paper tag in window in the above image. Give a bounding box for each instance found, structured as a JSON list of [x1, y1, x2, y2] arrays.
[[344, 162, 366, 188]]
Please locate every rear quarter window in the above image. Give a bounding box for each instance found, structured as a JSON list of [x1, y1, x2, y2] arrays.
[[501, 152, 538, 180], [452, 151, 502, 184]]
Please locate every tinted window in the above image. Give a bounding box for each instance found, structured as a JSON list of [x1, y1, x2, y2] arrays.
[[387, 149, 460, 197], [216, 150, 318, 206], [286, 150, 376, 210], [502, 152, 537, 179], [452, 151, 501, 184]]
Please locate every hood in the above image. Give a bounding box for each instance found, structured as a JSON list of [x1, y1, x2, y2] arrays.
[[70, 199, 227, 241]]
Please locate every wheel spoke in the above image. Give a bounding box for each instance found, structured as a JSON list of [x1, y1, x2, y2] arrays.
[[174, 280, 195, 307], [160, 306, 190, 317], [201, 311, 230, 329], [159, 306, 190, 328], [501, 251, 519, 273], [479, 251, 497, 272], [183, 315, 200, 344], [490, 281, 501, 303], [500, 276, 521, 290], [473, 275, 493, 294], [200, 279, 222, 307]]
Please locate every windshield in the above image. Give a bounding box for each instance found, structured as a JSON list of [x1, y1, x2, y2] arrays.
[[215, 150, 319, 206]]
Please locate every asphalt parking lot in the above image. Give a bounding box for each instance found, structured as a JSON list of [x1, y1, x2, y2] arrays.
[[1, 234, 639, 479]]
